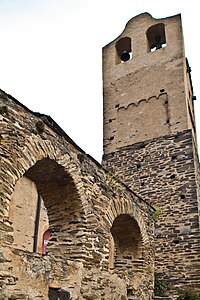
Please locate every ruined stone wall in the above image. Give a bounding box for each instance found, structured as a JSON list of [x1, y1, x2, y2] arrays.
[[103, 129, 200, 295], [0, 90, 154, 300]]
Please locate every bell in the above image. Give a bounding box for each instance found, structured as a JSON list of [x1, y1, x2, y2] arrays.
[[155, 35, 162, 49], [120, 51, 130, 62]]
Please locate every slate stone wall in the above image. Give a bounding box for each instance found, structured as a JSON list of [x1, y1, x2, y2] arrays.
[[103, 129, 200, 295], [0, 90, 154, 300]]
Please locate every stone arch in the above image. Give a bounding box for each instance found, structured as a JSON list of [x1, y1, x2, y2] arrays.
[[109, 210, 147, 270], [146, 23, 166, 52], [104, 195, 150, 246], [109, 213, 145, 273], [111, 214, 143, 265], [2, 134, 87, 212], [104, 195, 153, 298], [1, 131, 91, 261], [115, 37, 132, 64], [9, 157, 87, 259]]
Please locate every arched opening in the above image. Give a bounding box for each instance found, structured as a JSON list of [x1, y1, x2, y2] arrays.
[[146, 23, 166, 52], [42, 229, 50, 255], [9, 158, 85, 258], [110, 214, 143, 270], [115, 37, 132, 64]]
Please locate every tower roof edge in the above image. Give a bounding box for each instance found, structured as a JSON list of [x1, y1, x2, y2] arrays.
[[103, 12, 181, 49]]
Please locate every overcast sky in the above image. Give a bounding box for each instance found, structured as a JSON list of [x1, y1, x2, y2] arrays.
[[0, 0, 199, 162]]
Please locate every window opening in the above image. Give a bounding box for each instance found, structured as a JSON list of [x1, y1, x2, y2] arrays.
[[146, 23, 166, 52], [42, 229, 50, 255], [115, 37, 132, 64]]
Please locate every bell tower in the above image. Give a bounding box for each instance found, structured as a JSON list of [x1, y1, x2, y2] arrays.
[[102, 13, 200, 296], [103, 13, 197, 155]]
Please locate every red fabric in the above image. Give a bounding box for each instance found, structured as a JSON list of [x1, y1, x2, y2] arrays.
[[42, 229, 50, 255]]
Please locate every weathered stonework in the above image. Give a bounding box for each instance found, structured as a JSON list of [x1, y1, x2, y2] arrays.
[[103, 13, 197, 154], [1, 11, 199, 300], [103, 130, 200, 295], [102, 12, 200, 299], [0, 90, 154, 299]]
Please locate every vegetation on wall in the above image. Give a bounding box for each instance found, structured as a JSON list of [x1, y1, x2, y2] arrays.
[[154, 208, 162, 220], [176, 290, 200, 300], [154, 276, 167, 296], [106, 172, 121, 192]]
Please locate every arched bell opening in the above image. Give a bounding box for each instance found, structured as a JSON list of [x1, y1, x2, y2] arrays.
[[110, 214, 144, 271], [115, 37, 132, 64], [146, 23, 166, 52], [9, 158, 85, 258]]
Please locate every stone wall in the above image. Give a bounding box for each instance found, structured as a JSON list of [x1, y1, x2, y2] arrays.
[[103, 129, 200, 296], [103, 13, 196, 154], [0, 90, 154, 300], [9, 176, 49, 254]]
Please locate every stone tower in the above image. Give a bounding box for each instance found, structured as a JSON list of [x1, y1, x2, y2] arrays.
[[103, 13, 200, 296]]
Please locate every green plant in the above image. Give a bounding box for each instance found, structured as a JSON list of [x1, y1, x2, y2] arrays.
[[154, 208, 162, 220], [35, 120, 45, 133], [106, 172, 121, 192], [176, 290, 200, 300], [154, 277, 167, 296]]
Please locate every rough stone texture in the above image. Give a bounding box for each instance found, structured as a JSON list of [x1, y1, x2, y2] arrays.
[[0, 90, 154, 299], [102, 12, 200, 299], [1, 11, 199, 300], [9, 176, 49, 253], [103, 130, 200, 295], [103, 13, 197, 154]]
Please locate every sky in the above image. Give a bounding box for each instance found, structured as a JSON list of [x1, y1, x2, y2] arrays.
[[0, 0, 199, 162]]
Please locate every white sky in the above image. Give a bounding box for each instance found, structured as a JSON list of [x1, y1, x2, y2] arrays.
[[0, 0, 199, 162]]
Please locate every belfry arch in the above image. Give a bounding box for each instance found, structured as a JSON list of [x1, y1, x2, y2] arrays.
[[115, 37, 132, 64], [146, 23, 166, 52]]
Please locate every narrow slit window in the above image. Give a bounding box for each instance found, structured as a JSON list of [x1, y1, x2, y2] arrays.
[[146, 23, 166, 52], [115, 37, 132, 64]]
